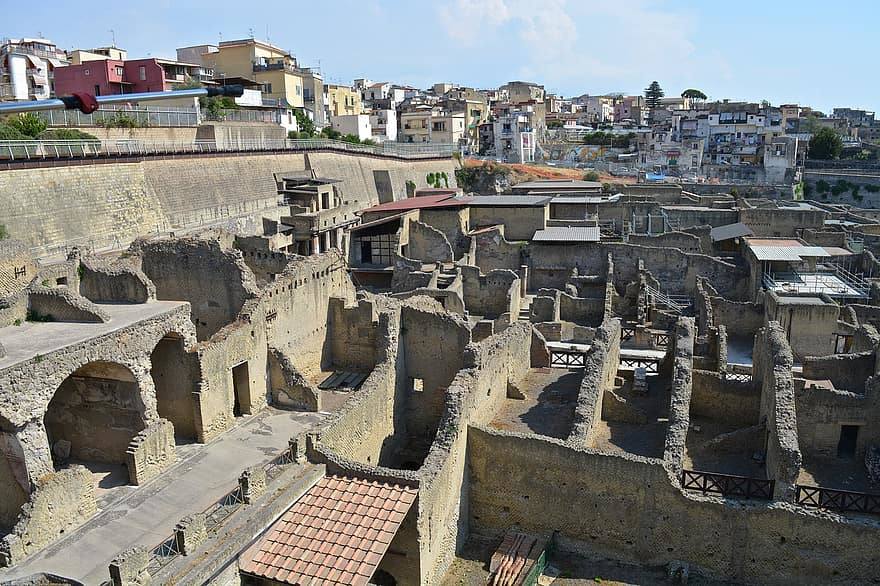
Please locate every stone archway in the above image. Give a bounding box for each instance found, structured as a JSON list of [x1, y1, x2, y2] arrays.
[[150, 332, 198, 441], [44, 361, 147, 484]]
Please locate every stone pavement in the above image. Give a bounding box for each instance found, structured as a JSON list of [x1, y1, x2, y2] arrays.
[[0, 407, 325, 585]]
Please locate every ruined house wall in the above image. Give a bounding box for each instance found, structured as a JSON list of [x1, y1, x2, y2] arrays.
[[79, 259, 155, 304], [467, 426, 880, 585], [407, 220, 454, 263], [691, 370, 760, 427], [709, 294, 764, 338], [848, 303, 880, 329], [739, 207, 828, 237], [568, 318, 622, 448], [801, 352, 874, 393], [753, 323, 802, 500], [460, 266, 519, 319], [527, 243, 746, 299], [557, 290, 606, 327], [469, 206, 547, 241], [471, 227, 524, 274], [401, 304, 472, 448], [627, 231, 702, 253], [139, 237, 260, 341], [417, 322, 532, 585], [151, 336, 200, 440], [27, 288, 110, 323], [765, 294, 839, 360], [794, 379, 880, 458], [664, 318, 695, 474], [233, 237, 291, 285], [419, 208, 470, 258], [328, 297, 379, 372]]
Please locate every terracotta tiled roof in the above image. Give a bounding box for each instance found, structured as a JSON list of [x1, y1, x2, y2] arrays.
[[239, 475, 418, 586]]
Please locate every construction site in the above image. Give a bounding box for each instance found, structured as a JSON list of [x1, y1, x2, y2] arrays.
[[1, 139, 880, 586]]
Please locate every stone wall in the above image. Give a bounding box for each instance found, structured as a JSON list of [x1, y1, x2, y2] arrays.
[[471, 227, 524, 274], [627, 231, 702, 253], [0, 151, 456, 257], [794, 378, 880, 458], [753, 323, 802, 500], [467, 426, 880, 584], [691, 370, 760, 427], [79, 258, 155, 303], [664, 319, 694, 474], [568, 318, 622, 447], [27, 288, 109, 323], [407, 220, 453, 263], [460, 266, 519, 319], [800, 352, 875, 393]]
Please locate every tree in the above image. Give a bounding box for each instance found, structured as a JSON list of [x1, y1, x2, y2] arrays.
[[320, 126, 340, 140], [644, 81, 664, 123], [294, 110, 315, 137], [681, 89, 707, 101], [809, 127, 843, 160]]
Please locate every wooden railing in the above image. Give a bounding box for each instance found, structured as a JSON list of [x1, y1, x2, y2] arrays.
[[681, 469, 774, 500], [549, 350, 586, 368], [796, 485, 880, 515]]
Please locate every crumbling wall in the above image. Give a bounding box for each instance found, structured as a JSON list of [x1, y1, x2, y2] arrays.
[[267, 349, 319, 411], [467, 426, 880, 585], [419, 207, 470, 258], [664, 318, 695, 475], [707, 291, 764, 338], [417, 322, 532, 585], [328, 297, 379, 372], [556, 289, 606, 327], [691, 370, 760, 427], [1, 466, 96, 568], [753, 322, 802, 501], [126, 418, 176, 485], [26, 288, 110, 323], [407, 220, 454, 263], [233, 236, 291, 285], [801, 352, 874, 393], [79, 258, 155, 303], [794, 380, 880, 459], [460, 266, 519, 319], [568, 318, 622, 448], [471, 227, 524, 273], [627, 231, 702, 253], [138, 236, 260, 340]]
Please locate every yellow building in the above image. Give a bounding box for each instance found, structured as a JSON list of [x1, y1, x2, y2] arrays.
[[203, 38, 304, 108], [325, 84, 362, 117]]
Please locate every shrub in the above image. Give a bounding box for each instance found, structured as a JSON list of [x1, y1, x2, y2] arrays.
[[4, 113, 47, 137], [583, 170, 600, 182], [816, 179, 830, 193], [0, 124, 27, 140], [321, 127, 341, 140], [865, 184, 880, 193], [37, 128, 99, 141]]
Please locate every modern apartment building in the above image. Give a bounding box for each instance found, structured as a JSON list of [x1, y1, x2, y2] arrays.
[[0, 38, 69, 101]]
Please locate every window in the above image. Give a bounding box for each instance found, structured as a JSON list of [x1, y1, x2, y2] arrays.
[[837, 425, 860, 458], [139, 66, 146, 81], [296, 85, 301, 96], [84, 68, 90, 76], [115, 66, 124, 76], [410, 378, 424, 393], [262, 82, 272, 94]]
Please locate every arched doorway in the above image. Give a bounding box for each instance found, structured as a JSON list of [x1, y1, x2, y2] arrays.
[[150, 333, 197, 441], [44, 361, 146, 486], [0, 415, 28, 532]]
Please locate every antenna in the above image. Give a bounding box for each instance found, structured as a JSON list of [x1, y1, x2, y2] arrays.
[[266, 24, 270, 42], [249, 28, 255, 39], [219, 32, 223, 43], [109, 29, 116, 47]]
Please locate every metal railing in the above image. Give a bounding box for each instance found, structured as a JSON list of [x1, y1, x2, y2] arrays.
[[549, 349, 586, 368], [681, 470, 774, 500], [0, 138, 456, 161], [796, 484, 880, 515], [36, 106, 199, 128]]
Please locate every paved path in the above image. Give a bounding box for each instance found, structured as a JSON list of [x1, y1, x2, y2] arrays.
[[0, 407, 324, 585]]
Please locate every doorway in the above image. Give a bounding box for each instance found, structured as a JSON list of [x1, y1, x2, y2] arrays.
[[837, 425, 859, 458], [232, 362, 251, 417]]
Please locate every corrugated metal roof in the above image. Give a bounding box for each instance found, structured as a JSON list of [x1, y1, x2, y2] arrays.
[[748, 244, 830, 261], [533, 226, 600, 242], [710, 222, 754, 242], [464, 195, 551, 207], [362, 194, 472, 213], [551, 194, 621, 205]]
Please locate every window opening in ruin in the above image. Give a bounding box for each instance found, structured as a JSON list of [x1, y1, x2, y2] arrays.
[[232, 362, 251, 417], [56, 277, 67, 286], [837, 425, 859, 458], [411, 378, 424, 393]]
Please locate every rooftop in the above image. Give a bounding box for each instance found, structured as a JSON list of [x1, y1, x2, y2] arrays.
[[463, 195, 551, 207], [710, 222, 754, 242], [533, 226, 601, 243], [361, 194, 471, 214], [239, 475, 417, 586]]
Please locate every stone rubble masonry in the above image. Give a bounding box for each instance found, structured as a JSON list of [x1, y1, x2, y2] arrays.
[[663, 317, 695, 475], [407, 219, 454, 263], [267, 347, 320, 411], [108, 546, 151, 586], [1, 465, 96, 567], [753, 322, 802, 501], [125, 418, 176, 486], [467, 425, 880, 585], [460, 265, 520, 319], [691, 370, 760, 427], [568, 317, 622, 448], [26, 286, 110, 323], [80, 257, 156, 304], [239, 466, 267, 504], [174, 513, 207, 557]]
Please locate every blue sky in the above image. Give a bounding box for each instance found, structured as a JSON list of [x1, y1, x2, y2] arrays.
[[6, 0, 877, 113]]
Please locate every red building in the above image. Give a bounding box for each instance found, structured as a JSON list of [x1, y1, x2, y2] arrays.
[[54, 58, 201, 96]]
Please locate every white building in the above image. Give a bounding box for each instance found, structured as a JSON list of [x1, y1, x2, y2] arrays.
[[369, 109, 397, 142], [1, 38, 69, 100], [493, 110, 536, 163], [330, 114, 372, 141]]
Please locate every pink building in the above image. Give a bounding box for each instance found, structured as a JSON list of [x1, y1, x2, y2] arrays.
[[54, 58, 200, 96]]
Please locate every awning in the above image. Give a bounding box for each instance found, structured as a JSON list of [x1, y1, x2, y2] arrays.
[[240, 475, 417, 586], [710, 222, 754, 242]]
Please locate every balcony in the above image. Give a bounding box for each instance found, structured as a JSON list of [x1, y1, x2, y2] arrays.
[[253, 61, 298, 74]]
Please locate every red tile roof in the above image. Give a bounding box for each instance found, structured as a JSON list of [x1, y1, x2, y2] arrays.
[[239, 475, 418, 586], [361, 194, 473, 214]]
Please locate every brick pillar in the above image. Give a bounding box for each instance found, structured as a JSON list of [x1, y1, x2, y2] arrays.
[[109, 547, 151, 586], [239, 466, 267, 504], [174, 513, 207, 556]]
